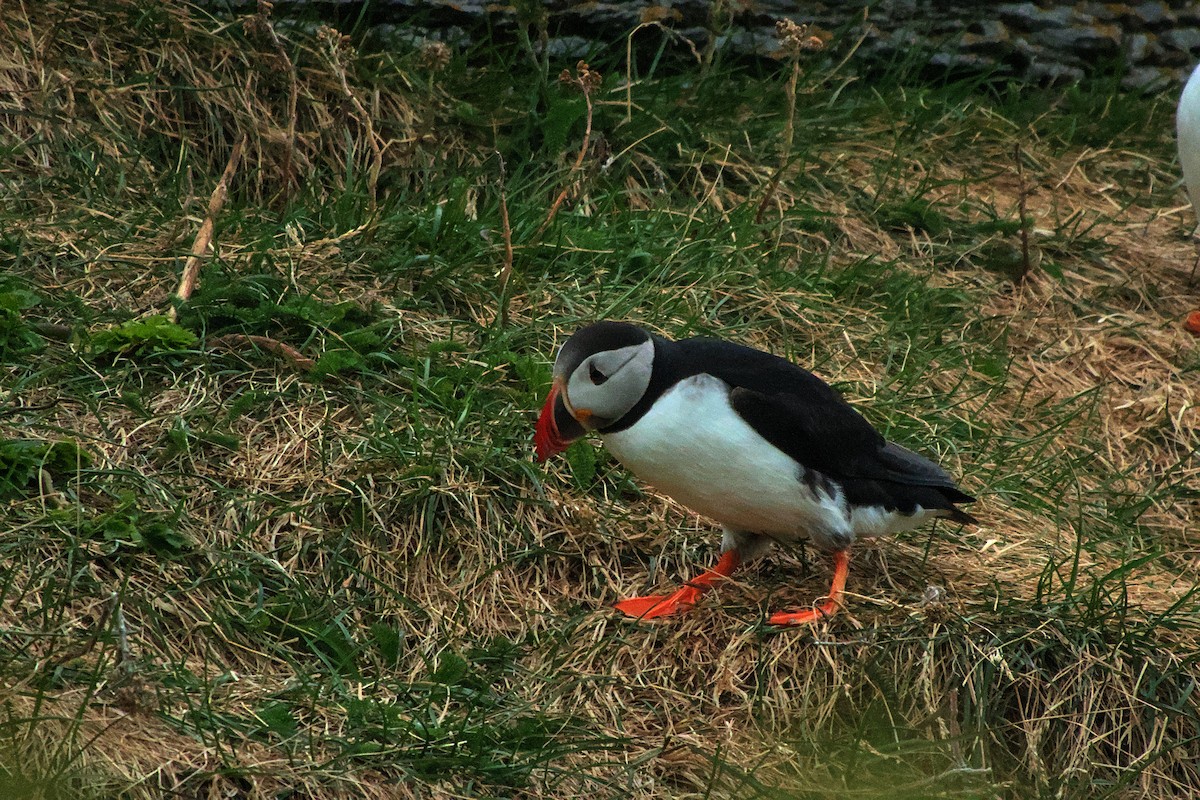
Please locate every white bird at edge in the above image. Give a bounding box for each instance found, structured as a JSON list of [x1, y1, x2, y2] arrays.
[[1175, 63, 1200, 332]]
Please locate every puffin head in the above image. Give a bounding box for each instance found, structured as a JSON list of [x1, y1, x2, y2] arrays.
[[534, 322, 655, 462]]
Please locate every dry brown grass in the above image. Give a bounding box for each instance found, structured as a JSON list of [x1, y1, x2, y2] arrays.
[[2, 2, 1199, 798], [0, 0, 453, 199]]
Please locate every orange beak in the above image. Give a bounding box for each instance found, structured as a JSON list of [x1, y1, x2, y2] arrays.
[[535, 381, 581, 462], [534, 384, 564, 462]]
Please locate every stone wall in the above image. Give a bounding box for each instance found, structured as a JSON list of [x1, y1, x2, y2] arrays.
[[275, 1, 1200, 89]]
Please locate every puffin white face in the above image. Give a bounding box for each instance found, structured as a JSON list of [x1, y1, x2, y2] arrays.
[[561, 339, 654, 430], [535, 321, 656, 462]]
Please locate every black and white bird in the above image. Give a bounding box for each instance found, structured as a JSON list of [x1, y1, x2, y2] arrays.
[[534, 321, 977, 625]]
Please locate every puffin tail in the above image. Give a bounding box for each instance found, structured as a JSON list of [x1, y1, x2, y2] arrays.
[[938, 491, 978, 526], [943, 506, 979, 526]]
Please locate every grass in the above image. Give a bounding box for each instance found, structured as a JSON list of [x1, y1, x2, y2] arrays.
[[1, 1, 1199, 797]]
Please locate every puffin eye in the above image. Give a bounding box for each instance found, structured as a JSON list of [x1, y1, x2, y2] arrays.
[[588, 363, 609, 385]]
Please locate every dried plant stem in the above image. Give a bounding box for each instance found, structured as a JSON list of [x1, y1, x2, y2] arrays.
[[537, 82, 594, 238], [170, 134, 246, 320], [756, 58, 800, 225], [495, 152, 515, 327], [700, 0, 730, 75], [259, 15, 299, 198], [324, 36, 383, 210], [515, 10, 549, 88], [43, 593, 115, 670], [209, 334, 317, 371], [1015, 142, 1032, 282], [625, 24, 648, 125]]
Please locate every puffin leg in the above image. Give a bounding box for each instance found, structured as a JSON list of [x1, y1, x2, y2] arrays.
[[614, 549, 742, 619], [768, 549, 850, 626]]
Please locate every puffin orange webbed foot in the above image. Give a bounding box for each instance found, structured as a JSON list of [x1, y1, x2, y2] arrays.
[[767, 548, 850, 627], [767, 600, 840, 626], [613, 586, 703, 619], [613, 549, 741, 620]]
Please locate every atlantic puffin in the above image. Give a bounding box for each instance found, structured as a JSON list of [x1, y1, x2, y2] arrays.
[[534, 321, 977, 625]]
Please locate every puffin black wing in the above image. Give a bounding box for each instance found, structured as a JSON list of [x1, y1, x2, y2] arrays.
[[729, 386, 977, 522], [727, 385, 882, 479], [659, 337, 885, 476]]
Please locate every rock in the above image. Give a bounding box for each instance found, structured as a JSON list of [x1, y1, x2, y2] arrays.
[[883, 27, 925, 50], [675, 27, 712, 50], [1079, 3, 1135, 23], [1124, 31, 1159, 63], [933, 18, 968, 35], [365, 22, 470, 51], [929, 51, 1007, 75], [959, 25, 1012, 60], [1122, 65, 1173, 90], [1162, 28, 1200, 59], [570, 3, 643, 29], [720, 28, 778, 59], [968, 19, 1012, 41], [1025, 61, 1086, 84], [545, 36, 593, 59], [206, 0, 1200, 90], [996, 3, 1075, 31], [1132, 1, 1176, 28], [882, 0, 921, 21], [1028, 23, 1122, 60]]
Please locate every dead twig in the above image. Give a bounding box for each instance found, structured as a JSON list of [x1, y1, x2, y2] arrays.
[[1015, 142, 1032, 282], [245, 1, 299, 199], [495, 151, 515, 327], [320, 26, 383, 210], [170, 134, 247, 320], [756, 56, 801, 225], [536, 61, 600, 238], [624, 20, 701, 125], [42, 594, 116, 671], [209, 333, 317, 371], [756, 21, 825, 225]]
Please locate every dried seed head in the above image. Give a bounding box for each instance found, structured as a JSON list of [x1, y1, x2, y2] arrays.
[[559, 61, 602, 94], [317, 25, 352, 54], [775, 19, 826, 56], [581, 62, 602, 93], [419, 41, 451, 72], [243, 14, 267, 38]]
